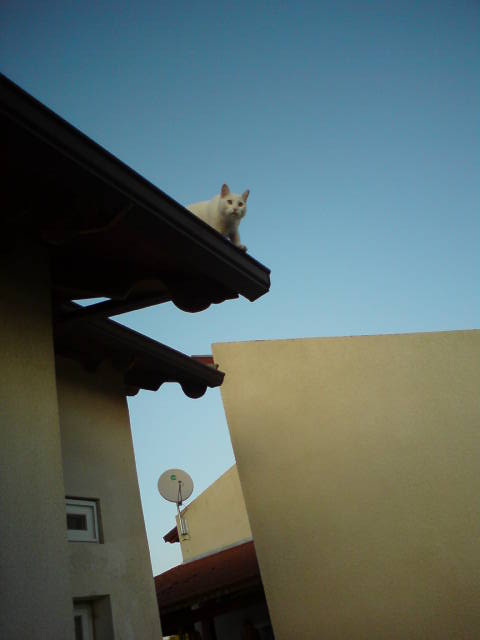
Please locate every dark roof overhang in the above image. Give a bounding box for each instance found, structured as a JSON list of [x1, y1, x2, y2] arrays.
[[2, 74, 270, 318], [163, 525, 180, 544], [55, 304, 224, 398]]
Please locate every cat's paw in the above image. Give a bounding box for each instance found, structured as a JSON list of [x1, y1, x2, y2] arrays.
[[236, 244, 247, 252]]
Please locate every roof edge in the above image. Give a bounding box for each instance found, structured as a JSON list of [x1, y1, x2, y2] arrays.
[[1, 73, 270, 301]]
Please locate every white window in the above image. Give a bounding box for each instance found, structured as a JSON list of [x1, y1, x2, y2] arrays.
[[66, 498, 99, 542], [73, 603, 94, 640]]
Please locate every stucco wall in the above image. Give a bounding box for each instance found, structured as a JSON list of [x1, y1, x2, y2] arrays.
[[56, 357, 162, 639], [213, 331, 480, 640], [0, 238, 74, 639], [179, 464, 252, 561]]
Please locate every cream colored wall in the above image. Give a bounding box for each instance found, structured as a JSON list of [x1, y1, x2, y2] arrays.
[[0, 238, 74, 639], [213, 331, 480, 640], [56, 357, 162, 639], [179, 464, 252, 561]]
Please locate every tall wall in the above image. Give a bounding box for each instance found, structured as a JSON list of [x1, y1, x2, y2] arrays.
[[57, 357, 162, 639], [179, 464, 252, 561], [0, 238, 74, 639], [213, 331, 480, 640]]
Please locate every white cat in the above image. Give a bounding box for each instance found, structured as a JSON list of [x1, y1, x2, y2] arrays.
[[187, 183, 249, 252]]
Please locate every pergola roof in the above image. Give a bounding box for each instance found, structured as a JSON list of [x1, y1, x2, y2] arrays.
[[2, 74, 270, 320], [2, 74, 268, 397], [55, 304, 224, 397]]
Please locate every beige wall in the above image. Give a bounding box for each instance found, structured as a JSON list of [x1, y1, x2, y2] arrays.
[[213, 331, 480, 640], [178, 464, 252, 561], [0, 235, 162, 639], [0, 238, 74, 639], [57, 357, 162, 639]]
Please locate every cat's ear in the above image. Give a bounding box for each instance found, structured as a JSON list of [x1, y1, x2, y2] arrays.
[[221, 184, 230, 198], [242, 189, 250, 202]]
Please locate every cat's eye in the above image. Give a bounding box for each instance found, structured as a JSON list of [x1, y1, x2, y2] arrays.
[[227, 199, 233, 204], [239, 202, 243, 207]]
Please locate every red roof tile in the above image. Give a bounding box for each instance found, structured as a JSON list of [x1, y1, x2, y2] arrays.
[[155, 541, 260, 610]]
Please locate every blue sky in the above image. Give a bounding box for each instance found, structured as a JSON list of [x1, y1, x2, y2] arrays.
[[2, 1, 478, 574]]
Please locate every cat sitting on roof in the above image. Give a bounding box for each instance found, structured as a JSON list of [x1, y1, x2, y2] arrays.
[[187, 183, 249, 252]]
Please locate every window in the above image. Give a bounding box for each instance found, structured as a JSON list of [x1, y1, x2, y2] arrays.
[[73, 597, 113, 639], [73, 603, 94, 640], [66, 498, 100, 542]]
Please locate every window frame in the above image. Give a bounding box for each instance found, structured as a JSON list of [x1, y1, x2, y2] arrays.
[[73, 602, 94, 640], [66, 498, 100, 543]]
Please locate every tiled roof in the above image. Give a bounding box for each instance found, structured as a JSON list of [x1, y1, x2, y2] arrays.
[[155, 540, 260, 610]]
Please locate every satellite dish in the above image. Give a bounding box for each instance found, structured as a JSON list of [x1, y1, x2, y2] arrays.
[[157, 468, 194, 506], [158, 469, 194, 537]]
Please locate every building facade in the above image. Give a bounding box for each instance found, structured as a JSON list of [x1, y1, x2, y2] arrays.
[[0, 75, 270, 639], [213, 331, 480, 639], [175, 464, 253, 562], [157, 465, 273, 638]]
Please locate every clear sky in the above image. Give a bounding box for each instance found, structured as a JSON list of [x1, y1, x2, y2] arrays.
[[2, 1, 479, 574]]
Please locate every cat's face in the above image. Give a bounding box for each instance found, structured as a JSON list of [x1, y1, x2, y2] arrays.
[[219, 183, 249, 219]]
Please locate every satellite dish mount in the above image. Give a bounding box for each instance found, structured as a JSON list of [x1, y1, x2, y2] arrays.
[[157, 469, 194, 536]]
